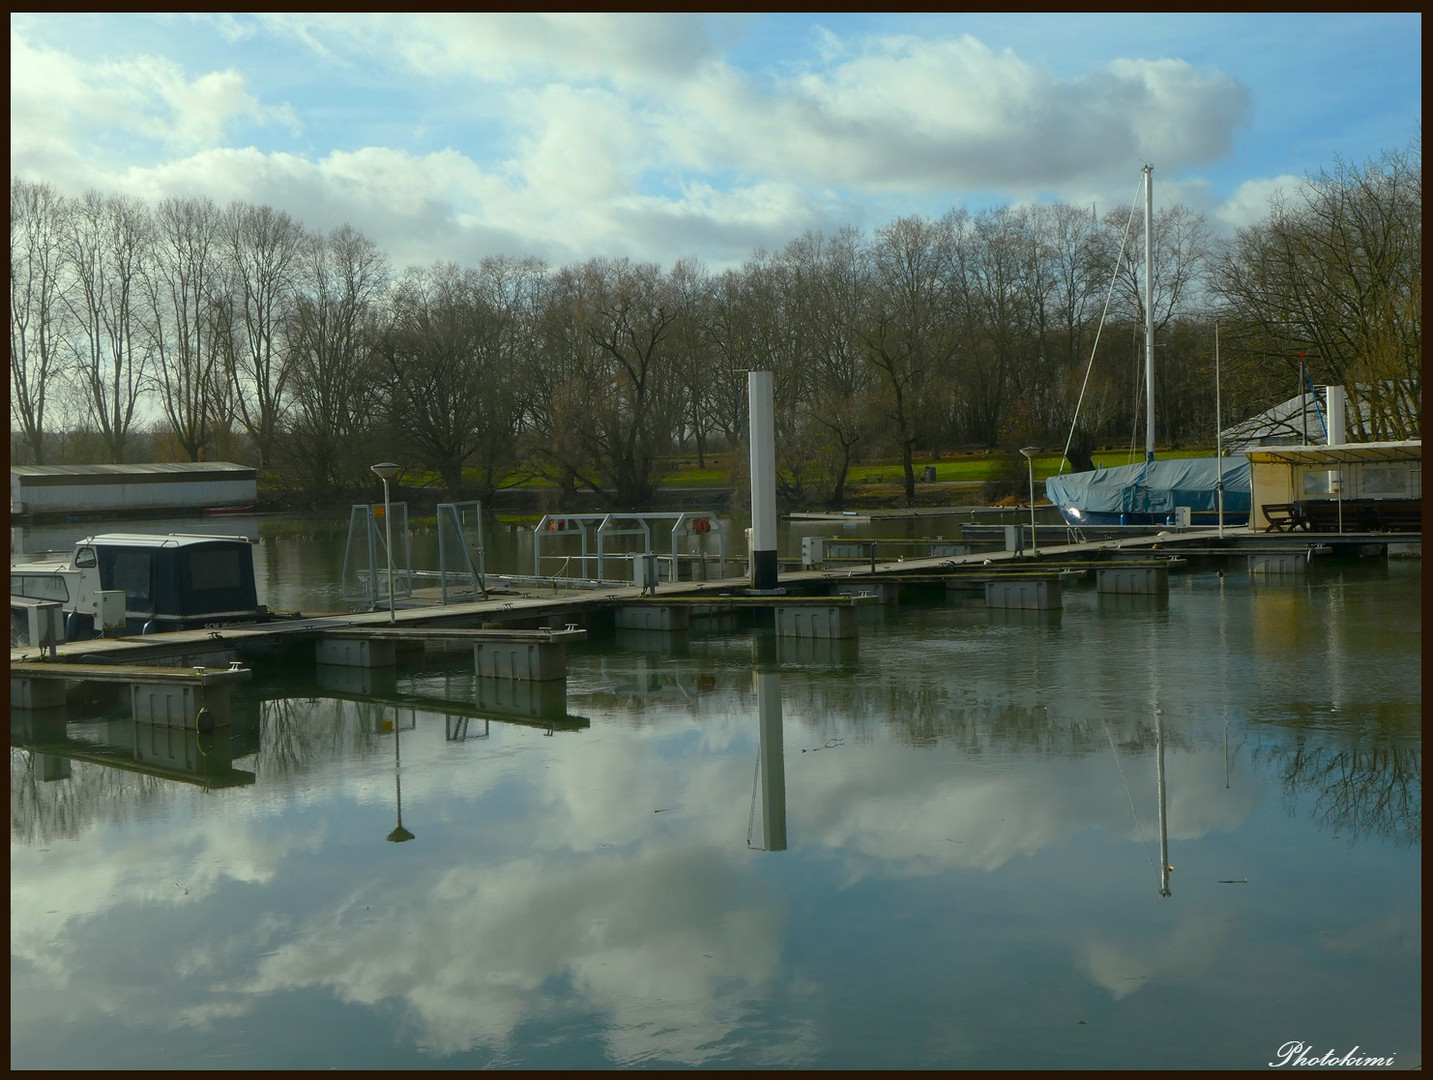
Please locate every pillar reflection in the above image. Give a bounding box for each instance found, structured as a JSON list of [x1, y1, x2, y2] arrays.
[[749, 670, 787, 852]]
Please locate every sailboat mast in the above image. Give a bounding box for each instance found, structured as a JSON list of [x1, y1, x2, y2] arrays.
[[1143, 164, 1156, 463], [1215, 321, 1225, 538]]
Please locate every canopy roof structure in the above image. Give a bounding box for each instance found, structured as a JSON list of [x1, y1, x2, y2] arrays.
[[1243, 441, 1421, 466]]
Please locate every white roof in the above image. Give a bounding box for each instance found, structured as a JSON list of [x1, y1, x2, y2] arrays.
[[78, 533, 255, 548], [12, 462, 254, 479], [1243, 441, 1421, 465]]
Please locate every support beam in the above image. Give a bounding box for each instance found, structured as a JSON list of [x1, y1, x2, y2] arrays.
[[1097, 564, 1170, 595], [12, 678, 67, 709], [748, 370, 779, 591], [614, 605, 691, 632], [131, 681, 233, 729], [985, 577, 1063, 610], [473, 641, 567, 681], [316, 637, 397, 668], [774, 603, 858, 639], [473, 677, 570, 721], [1248, 553, 1306, 575]]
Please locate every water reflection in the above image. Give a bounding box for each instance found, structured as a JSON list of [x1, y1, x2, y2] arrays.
[[11, 701, 260, 791], [749, 670, 787, 852], [1253, 732, 1421, 846], [7, 563, 1422, 1070], [385, 708, 416, 843]]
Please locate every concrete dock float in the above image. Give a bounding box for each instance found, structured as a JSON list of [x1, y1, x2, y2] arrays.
[[12, 660, 251, 727], [10, 524, 1418, 683]]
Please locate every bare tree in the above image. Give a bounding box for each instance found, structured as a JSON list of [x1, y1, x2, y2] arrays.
[[667, 257, 721, 469], [60, 191, 154, 463], [779, 228, 876, 506], [469, 255, 545, 500], [285, 224, 392, 493], [381, 258, 534, 498], [529, 258, 682, 507], [1034, 202, 1112, 471], [1212, 140, 1421, 440], [859, 214, 961, 502], [144, 196, 228, 460], [1100, 200, 1214, 447], [219, 202, 307, 469], [10, 179, 70, 464]]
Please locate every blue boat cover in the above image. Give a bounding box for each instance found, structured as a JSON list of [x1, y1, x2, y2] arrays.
[[1045, 457, 1251, 517]]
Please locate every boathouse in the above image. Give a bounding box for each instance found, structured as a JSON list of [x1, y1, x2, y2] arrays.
[[1246, 441, 1421, 532], [10, 462, 257, 521]]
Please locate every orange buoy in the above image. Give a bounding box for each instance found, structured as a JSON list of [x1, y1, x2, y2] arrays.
[[692, 517, 710, 534]]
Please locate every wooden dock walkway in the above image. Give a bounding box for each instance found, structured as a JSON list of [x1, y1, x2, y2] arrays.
[[10, 523, 1417, 676]]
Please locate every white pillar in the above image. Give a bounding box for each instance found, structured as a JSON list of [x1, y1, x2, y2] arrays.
[[747, 370, 779, 591], [1325, 385, 1346, 445]]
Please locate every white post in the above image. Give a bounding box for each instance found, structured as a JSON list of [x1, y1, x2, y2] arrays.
[[382, 481, 395, 622], [371, 463, 401, 623], [1143, 164, 1156, 464], [748, 370, 779, 591], [1325, 385, 1346, 446], [1020, 447, 1039, 556], [1215, 323, 1224, 538]]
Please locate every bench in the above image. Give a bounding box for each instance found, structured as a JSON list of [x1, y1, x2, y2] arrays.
[[1262, 503, 1307, 532], [1298, 499, 1421, 534]]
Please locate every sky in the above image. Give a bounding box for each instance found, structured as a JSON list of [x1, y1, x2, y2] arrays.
[[9, 12, 1422, 274]]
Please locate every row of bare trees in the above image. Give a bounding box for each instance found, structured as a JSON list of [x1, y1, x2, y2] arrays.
[[11, 138, 1419, 506], [1211, 143, 1422, 442]]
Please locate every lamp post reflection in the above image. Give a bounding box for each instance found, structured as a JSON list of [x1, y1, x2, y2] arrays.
[[748, 670, 787, 852], [387, 709, 415, 843]]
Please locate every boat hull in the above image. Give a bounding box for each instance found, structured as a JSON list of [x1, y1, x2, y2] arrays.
[[1045, 458, 1252, 531], [1054, 508, 1249, 528]]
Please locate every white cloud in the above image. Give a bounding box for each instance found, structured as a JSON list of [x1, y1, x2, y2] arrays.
[[6, 16, 1273, 270], [717, 38, 1252, 194], [235, 845, 786, 1061], [1213, 172, 1303, 231], [260, 12, 729, 88], [10, 25, 296, 183]]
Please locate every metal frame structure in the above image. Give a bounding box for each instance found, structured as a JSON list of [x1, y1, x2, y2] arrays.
[[340, 502, 413, 609], [435, 501, 487, 603], [533, 512, 726, 584]]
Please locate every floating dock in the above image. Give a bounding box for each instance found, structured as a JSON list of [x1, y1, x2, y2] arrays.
[[10, 524, 1419, 734]]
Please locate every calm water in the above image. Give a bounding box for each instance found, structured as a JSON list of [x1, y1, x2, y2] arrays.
[[9, 515, 1423, 1069]]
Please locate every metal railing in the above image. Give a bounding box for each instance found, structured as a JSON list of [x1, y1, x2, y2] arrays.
[[533, 511, 727, 584]]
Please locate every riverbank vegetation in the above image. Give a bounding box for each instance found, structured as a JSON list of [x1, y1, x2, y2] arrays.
[[11, 138, 1419, 510]]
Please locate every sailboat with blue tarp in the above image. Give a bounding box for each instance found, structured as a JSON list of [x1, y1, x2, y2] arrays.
[[1045, 165, 1251, 528]]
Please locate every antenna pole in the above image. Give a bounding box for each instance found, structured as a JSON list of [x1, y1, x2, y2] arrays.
[[1144, 165, 1156, 464], [1215, 322, 1224, 538]]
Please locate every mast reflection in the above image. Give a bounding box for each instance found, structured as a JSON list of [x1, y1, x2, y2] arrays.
[[749, 670, 787, 852], [1156, 705, 1171, 897]]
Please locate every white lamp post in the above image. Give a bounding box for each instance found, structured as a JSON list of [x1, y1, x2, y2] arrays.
[[1019, 447, 1040, 557], [370, 462, 401, 623]]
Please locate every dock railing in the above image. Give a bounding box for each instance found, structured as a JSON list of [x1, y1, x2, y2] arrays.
[[533, 512, 726, 584], [341, 502, 414, 610]]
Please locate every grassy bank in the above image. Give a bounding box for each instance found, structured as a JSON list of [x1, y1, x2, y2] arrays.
[[259, 447, 1220, 514]]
